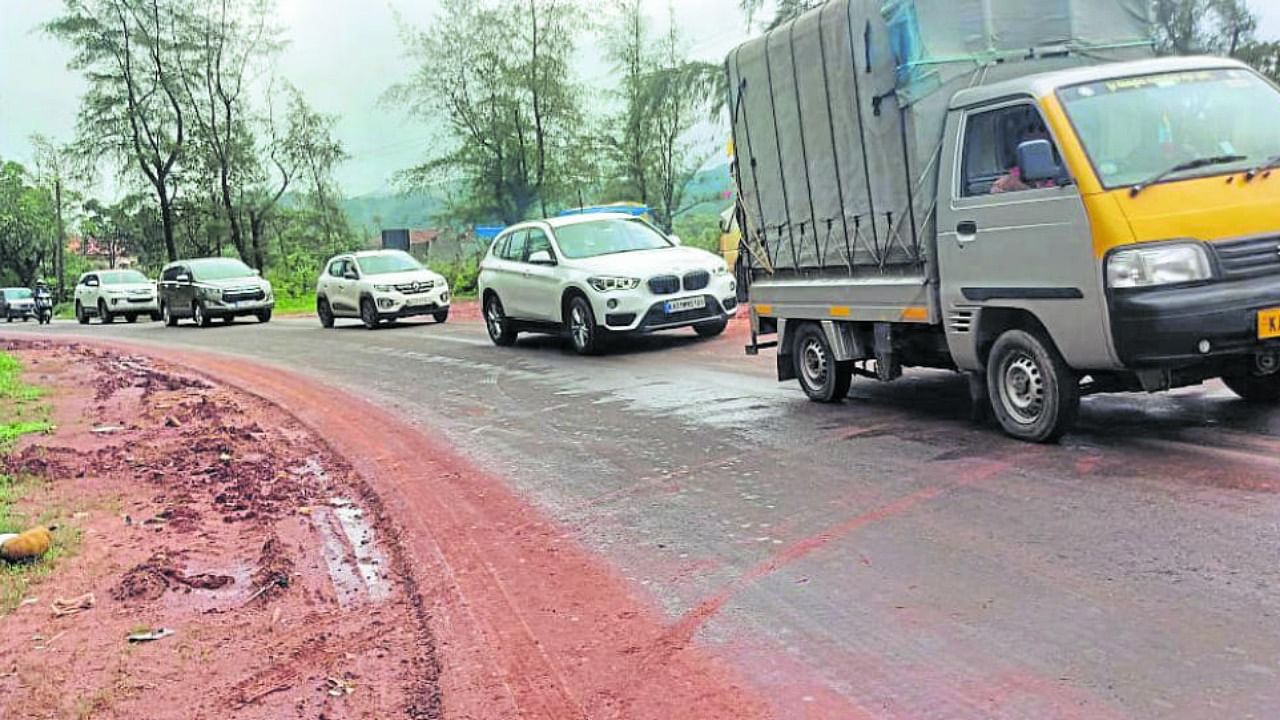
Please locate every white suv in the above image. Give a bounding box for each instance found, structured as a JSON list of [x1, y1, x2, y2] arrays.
[[316, 250, 451, 329], [74, 269, 160, 324], [477, 213, 738, 354]]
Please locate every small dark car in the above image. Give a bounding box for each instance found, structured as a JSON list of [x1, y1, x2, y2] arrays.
[[158, 258, 275, 327], [0, 288, 37, 322]]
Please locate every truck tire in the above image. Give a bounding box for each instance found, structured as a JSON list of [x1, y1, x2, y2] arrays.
[[986, 329, 1079, 443], [1223, 374, 1280, 404], [793, 323, 852, 403]]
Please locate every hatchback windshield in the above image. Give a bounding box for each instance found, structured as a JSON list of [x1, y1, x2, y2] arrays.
[[190, 259, 256, 281], [356, 252, 424, 275], [100, 270, 149, 285], [1059, 68, 1280, 189], [5, 289, 33, 300], [553, 218, 671, 259]]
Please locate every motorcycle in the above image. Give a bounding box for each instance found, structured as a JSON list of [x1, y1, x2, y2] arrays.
[[33, 287, 53, 325]]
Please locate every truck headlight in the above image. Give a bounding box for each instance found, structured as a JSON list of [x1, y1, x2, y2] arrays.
[[1107, 243, 1211, 289], [588, 276, 641, 292]]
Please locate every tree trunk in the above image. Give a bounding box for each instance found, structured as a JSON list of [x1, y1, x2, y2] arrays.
[[159, 189, 178, 262], [54, 178, 65, 301]]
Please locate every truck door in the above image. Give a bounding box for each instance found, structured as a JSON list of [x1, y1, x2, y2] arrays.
[[936, 99, 1115, 372]]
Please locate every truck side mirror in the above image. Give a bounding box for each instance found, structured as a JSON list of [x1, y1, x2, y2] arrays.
[[1017, 139, 1064, 183]]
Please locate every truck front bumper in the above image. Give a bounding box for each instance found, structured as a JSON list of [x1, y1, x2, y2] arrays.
[[1110, 274, 1280, 366]]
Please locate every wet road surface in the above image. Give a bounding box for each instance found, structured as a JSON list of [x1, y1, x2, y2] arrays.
[[6, 314, 1280, 719]]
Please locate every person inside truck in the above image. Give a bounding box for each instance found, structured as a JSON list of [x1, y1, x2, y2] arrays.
[[990, 123, 1056, 194]]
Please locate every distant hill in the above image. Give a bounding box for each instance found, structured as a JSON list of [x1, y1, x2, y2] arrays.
[[340, 192, 445, 235], [337, 162, 734, 233]]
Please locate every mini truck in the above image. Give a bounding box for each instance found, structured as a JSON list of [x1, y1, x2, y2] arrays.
[[727, 0, 1280, 442]]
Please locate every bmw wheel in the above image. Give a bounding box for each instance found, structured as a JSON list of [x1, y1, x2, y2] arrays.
[[484, 294, 517, 346], [567, 295, 602, 356]]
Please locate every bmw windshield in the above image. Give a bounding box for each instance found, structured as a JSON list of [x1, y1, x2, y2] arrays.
[[553, 218, 672, 259], [1058, 68, 1280, 190]]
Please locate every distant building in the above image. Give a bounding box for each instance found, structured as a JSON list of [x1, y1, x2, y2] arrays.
[[66, 236, 137, 270]]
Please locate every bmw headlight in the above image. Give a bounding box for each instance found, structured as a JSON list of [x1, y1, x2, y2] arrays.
[[712, 263, 729, 276], [1107, 242, 1212, 289], [588, 276, 641, 292]]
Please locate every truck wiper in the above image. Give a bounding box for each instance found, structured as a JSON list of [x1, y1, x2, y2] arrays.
[[1129, 154, 1247, 197], [1247, 154, 1280, 177]]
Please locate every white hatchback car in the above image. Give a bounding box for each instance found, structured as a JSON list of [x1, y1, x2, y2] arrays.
[[477, 213, 738, 354], [74, 269, 160, 324], [316, 250, 451, 329]]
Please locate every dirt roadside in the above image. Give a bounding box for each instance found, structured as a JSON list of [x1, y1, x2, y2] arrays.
[[0, 338, 769, 720], [0, 340, 440, 719]]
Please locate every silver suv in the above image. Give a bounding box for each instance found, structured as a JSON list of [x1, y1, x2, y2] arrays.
[[316, 250, 451, 329]]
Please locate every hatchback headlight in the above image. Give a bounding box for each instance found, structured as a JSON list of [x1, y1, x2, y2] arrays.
[[1107, 243, 1212, 289], [372, 284, 395, 293], [588, 276, 641, 292]]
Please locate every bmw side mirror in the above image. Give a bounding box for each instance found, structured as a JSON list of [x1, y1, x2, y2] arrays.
[[669, 234, 683, 246], [528, 250, 556, 266], [1017, 139, 1065, 184]]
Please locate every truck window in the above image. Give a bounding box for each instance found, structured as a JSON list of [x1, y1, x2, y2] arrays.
[[962, 104, 1060, 197]]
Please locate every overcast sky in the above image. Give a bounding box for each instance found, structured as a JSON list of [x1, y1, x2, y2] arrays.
[[2, 0, 1278, 199]]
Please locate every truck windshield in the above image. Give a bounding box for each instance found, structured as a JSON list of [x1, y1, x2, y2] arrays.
[[553, 218, 672, 259], [1058, 68, 1280, 190]]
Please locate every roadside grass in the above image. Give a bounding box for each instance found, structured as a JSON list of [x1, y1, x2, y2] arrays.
[[273, 293, 316, 316], [0, 350, 73, 614]]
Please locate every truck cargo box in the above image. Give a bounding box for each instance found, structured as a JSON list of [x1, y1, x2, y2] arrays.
[[726, 0, 1153, 280]]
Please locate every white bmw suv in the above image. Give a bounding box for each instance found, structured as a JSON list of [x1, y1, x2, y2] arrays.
[[477, 213, 738, 354], [316, 250, 451, 329]]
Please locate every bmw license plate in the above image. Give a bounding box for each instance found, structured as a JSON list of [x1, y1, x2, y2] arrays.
[[664, 296, 706, 315]]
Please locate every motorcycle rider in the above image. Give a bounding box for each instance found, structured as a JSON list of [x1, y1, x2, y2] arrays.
[[33, 279, 54, 325]]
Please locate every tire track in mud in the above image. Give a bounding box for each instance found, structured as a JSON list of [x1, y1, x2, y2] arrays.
[[43, 338, 769, 720]]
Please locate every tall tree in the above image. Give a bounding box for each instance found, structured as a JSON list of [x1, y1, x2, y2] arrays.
[[48, 0, 192, 262], [389, 0, 583, 224], [175, 0, 283, 268], [603, 3, 722, 231], [30, 135, 87, 300], [0, 160, 56, 287]]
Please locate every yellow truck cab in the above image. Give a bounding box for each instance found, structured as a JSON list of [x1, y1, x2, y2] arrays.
[[728, 1, 1280, 442]]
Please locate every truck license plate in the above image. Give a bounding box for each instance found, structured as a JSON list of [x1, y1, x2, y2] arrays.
[[664, 297, 706, 314], [1259, 308, 1280, 340]]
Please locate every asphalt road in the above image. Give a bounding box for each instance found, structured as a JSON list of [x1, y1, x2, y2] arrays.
[[6, 313, 1280, 719]]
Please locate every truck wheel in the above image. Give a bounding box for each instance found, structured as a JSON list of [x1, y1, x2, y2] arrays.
[[162, 303, 178, 327], [986, 329, 1079, 443], [793, 323, 852, 403], [1223, 374, 1280, 404]]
